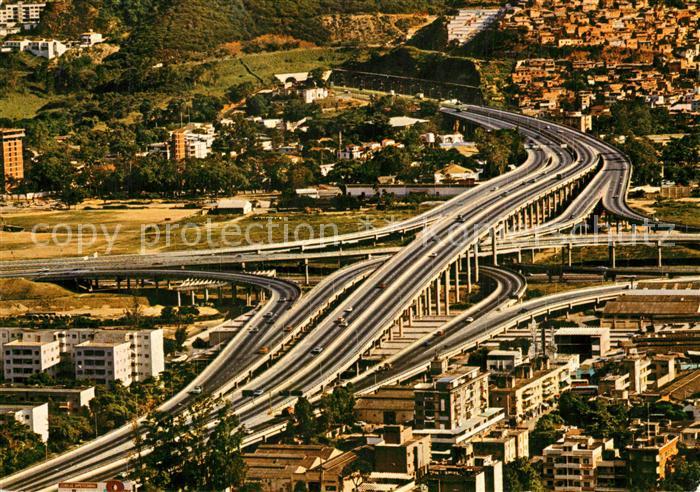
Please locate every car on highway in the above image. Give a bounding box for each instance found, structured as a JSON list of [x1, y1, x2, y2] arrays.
[[248, 327, 260, 333], [189, 386, 203, 395], [253, 389, 264, 397], [465, 317, 474, 323], [284, 325, 294, 332], [344, 307, 354, 313], [335, 316, 346, 325], [310, 346, 323, 355], [257, 346, 269, 354]]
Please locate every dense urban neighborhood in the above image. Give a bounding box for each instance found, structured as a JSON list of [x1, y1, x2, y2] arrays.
[[0, 0, 700, 491]]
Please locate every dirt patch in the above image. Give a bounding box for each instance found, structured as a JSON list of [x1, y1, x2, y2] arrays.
[[321, 14, 434, 45], [0, 278, 154, 317]]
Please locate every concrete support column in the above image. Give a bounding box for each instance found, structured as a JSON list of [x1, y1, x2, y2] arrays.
[[657, 241, 663, 268], [204, 288, 209, 302], [566, 243, 572, 267], [491, 228, 498, 266], [473, 243, 480, 283], [190, 291, 196, 305], [427, 287, 433, 316], [177, 291, 182, 307], [466, 252, 472, 294], [304, 259, 310, 286], [609, 242, 616, 269], [517, 249, 522, 264], [444, 269, 450, 316], [127, 278, 131, 290], [398, 316, 404, 337], [435, 278, 442, 316], [454, 262, 461, 303]]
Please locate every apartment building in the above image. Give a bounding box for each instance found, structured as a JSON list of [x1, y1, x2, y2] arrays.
[[0, 402, 49, 441], [626, 433, 679, 488], [0, 327, 164, 386], [472, 426, 529, 464], [0, 128, 25, 190], [374, 425, 431, 479], [0, 1, 46, 27], [542, 428, 626, 491], [2, 331, 61, 383], [554, 327, 611, 360], [0, 385, 95, 412], [168, 123, 215, 161], [486, 350, 523, 375], [489, 355, 578, 424], [355, 385, 415, 425], [2, 38, 67, 59], [75, 329, 164, 386], [414, 366, 503, 458]]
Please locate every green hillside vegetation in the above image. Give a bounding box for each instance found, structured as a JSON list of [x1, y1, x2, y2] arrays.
[[345, 46, 480, 87], [36, 0, 451, 59]]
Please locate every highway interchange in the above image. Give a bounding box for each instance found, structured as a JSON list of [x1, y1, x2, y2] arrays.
[[1, 105, 699, 491]]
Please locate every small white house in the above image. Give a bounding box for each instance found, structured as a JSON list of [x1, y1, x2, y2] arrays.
[[0, 403, 49, 441], [214, 199, 253, 215], [80, 31, 103, 47]]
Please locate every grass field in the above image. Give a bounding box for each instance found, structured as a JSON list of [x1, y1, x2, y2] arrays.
[[0, 91, 53, 120], [201, 47, 362, 96], [0, 201, 432, 259]]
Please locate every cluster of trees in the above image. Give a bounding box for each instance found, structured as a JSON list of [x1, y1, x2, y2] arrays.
[[0, 361, 199, 476], [530, 391, 689, 454], [286, 385, 357, 444], [131, 399, 247, 490]]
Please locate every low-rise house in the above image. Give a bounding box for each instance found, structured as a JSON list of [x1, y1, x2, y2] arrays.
[[0, 385, 95, 412], [0, 402, 49, 441], [356, 385, 415, 425], [212, 198, 253, 215]]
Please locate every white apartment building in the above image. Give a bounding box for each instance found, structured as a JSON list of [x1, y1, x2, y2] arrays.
[[75, 339, 132, 386], [79, 31, 102, 47], [0, 402, 49, 441], [2, 330, 60, 383], [2, 38, 67, 58], [0, 327, 165, 386], [0, 0, 46, 28], [447, 8, 502, 44]]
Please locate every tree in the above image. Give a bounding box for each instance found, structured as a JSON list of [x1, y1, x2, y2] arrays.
[[131, 398, 247, 490], [343, 458, 372, 491], [503, 458, 545, 492], [226, 81, 256, 103], [289, 397, 320, 443], [530, 413, 564, 455], [174, 326, 187, 350]]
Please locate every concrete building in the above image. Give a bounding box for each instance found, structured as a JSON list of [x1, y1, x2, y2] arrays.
[[433, 164, 481, 185], [472, 426, 529, 464], [0, 385, 95, 412], [554, 327, 611, 360], [0, 1, 46, 31], [79, 31, 103, 47], [1, 327, 164, 386], [243, 444, 357, 492], [212, 198, 253, 215], [414, 366, 503, 458], [424, 455, 503, 492], [598, 373, 630, 400], [489, 356, 578, 424], [602, 294, 700, 329], [626, 433, 679, 488], [2, 331, 61, 383], [0, 402, 49, 441], [486, 350, 523, 375], [374, 425, 431, 479], [355, 385, 415, 425], [75, 329, 164, 386], [0, 128, 24, 190], [2, 38, 67, 58], [542, 428, 626, 491]]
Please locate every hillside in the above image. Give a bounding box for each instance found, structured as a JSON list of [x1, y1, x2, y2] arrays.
[[36, 0, 448, 58]]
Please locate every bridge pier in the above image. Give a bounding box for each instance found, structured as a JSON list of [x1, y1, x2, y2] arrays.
[[427, 287, 433, 316], [436, 278, 442, 316], [491, 228, 498, 266], [609, 242, 616, 269], [466, 252, 472, 294], [657, 241, 663, 268], [444, 269, 451, 316], [454, 262, 461, 303], [473, 243, 480, 283], [177, 291, 182, 307], [304, 259, 309, 286]]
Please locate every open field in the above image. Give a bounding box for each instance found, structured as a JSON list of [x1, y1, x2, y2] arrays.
[[0, 278, 154, 317], [0, 91, 53, 120], [0, 199, 432, 259], [200, 47, 362, 96], [629, 197, 700, 228]]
